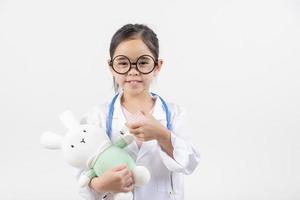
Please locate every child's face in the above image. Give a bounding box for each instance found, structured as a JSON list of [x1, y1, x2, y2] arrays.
[[109, 38, 163, 96]]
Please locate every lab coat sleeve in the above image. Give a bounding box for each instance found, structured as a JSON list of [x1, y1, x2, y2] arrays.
[[159, 104, 200, 174], [75, 169, 104, 200]]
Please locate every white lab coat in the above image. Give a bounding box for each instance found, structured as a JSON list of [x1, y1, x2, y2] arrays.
[[76, 92, 200, 200]]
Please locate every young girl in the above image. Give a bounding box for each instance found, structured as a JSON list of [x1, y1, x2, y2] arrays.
[[77, 24, 200, 200]]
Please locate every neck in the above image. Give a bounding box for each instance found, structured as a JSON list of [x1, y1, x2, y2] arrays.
[[121, 90, 154, 113]]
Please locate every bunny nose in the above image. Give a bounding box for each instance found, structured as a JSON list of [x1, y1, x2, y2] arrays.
[[80, 138, 86, 143]]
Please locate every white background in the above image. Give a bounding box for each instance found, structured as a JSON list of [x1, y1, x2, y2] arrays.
[[0, 0, 300, 199]]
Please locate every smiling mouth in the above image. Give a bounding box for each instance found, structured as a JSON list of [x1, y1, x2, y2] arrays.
[[126, 80, 142, 83]]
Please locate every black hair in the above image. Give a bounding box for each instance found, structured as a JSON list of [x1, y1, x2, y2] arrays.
[[109, 24, 159, 92]]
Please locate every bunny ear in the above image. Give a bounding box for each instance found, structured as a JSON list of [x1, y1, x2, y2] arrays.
[[59, 110, 79, 130], [87, 107, 101, 126], [40, 131, 63, 149], [88, 114, 100, 126]]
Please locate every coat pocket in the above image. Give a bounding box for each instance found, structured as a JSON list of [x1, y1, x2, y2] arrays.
[[170, 172, 184, 196], [156, 172, 184, 200]]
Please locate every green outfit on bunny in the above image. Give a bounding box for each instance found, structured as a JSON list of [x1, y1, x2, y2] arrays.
[[85, 137, 136, 178]]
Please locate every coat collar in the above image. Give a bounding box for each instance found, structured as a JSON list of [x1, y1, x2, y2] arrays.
[[112, 91, 166, 121]]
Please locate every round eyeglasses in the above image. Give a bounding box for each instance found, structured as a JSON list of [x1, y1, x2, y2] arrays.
[[109, 55, 158, 75]]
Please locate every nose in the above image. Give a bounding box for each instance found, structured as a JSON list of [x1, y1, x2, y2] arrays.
[[128, 64, 140, 76]]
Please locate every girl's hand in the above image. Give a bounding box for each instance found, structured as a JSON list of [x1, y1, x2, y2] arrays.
[[125, 111, 169, 142], [125, 111, 174, 158], [90, 164, 134, 193]]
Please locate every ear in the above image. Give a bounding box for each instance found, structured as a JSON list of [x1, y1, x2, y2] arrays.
[[154, 59, 163, 76], [59, 110, 79, 130], [107, 59, 111, 66], [40, 131, 63, 149], [108, 59, 114, 73]]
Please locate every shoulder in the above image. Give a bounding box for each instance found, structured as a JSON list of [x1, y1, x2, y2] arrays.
[[164, 100, 190, 129], [167, 102, 186, 114], [159, 96, 187, 119]]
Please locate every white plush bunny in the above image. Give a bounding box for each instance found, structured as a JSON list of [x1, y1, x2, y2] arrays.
[[40, 110, 150, 200]]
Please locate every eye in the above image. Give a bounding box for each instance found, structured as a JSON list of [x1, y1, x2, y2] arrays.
[[119, 62, 128, 65], [71, 145, 75, 148], [83, 129, 87, 132], [139, 61, 149, 65]]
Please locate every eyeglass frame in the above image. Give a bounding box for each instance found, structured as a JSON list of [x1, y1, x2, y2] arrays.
[[109, 54, 158, 75]]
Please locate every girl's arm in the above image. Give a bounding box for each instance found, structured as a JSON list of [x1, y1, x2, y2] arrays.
[[76, 167, 133, 199], [89, 164, 134, 193], [76, 169, 104, 200], [158, 104, 200, 175], [126, 104, 200, 175], [156, 128, 174, 158]]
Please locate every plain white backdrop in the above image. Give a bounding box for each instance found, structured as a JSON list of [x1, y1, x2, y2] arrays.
[[0, 0, 300, 199]]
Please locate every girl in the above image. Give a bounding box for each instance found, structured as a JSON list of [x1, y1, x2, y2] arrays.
[[77, 24, 200, 200]]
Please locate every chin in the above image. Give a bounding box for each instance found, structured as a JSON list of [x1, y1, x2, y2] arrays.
[[124, 87, 147, 95]]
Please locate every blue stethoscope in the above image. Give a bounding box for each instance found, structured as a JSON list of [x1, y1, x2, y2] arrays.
[[106, 92, 171, 138]]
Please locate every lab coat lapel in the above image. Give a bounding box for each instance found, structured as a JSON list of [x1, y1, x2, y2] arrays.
[[111, 93, 139, 158]]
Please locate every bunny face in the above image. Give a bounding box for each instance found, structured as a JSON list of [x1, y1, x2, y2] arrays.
[[62, 124, 110, 168], [41, 110, 111, 169]]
